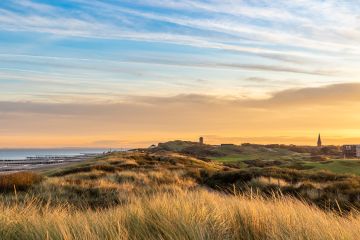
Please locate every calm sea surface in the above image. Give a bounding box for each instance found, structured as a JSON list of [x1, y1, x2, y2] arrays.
[[0, 148, 119, 160]]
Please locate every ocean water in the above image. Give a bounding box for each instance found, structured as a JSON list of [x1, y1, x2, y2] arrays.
[[0, 148, 118, 160]]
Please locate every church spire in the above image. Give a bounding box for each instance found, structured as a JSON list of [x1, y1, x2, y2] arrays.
[[317, 133, 322, 147]]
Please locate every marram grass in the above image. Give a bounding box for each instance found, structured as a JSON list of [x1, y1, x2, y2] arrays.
[[0, 189, 359, 240]]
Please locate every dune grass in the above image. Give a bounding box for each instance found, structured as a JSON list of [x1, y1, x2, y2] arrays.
[[0, 172, 43, 192], [1, 151, 360, 239], [0, 190, 359, 240]]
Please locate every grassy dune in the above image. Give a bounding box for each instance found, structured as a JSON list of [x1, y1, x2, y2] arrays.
[[1, 149, 360, 239]]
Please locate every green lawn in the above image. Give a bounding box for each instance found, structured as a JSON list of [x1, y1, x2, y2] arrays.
[[211, 147, 307, 163], [304, 159, 360, 176]]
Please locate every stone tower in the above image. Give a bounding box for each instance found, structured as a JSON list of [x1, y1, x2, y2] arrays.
[[199, 137, 204, 145], [317, 133, 322, 147]]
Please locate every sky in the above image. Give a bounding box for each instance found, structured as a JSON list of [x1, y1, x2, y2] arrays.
[[0, 0, 360, 147]]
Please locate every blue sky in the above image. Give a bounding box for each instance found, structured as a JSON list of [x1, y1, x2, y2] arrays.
[[1, 0, 359, 103], [1, 0, 360, 147]]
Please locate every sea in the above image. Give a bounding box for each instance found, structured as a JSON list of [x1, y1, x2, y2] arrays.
[[0, 148, 121, 160]]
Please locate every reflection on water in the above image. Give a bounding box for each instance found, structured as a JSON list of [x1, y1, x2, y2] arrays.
[[0, 148, 120, 160]]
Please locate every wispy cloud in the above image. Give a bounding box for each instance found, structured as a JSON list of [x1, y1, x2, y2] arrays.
[[2, 83, 360, 115], [0, 53, 338, 76], [96, 0, 360, 53], [2, 0, 360, 59], [0, 0, 360, 139]]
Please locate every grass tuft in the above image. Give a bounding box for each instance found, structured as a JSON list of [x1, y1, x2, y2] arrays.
[[0, 172, 43, 192]]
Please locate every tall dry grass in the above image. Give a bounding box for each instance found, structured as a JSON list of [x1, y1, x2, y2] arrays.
[[1, 151, 359, 239], [0, 172, 43, 191], [0, 189, 359, 240]]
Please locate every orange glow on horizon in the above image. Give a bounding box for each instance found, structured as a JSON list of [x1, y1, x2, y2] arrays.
[[2, 83, 360, 148]]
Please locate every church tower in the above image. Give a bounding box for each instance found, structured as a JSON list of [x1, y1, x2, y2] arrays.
[[317, 133, 322, 147]]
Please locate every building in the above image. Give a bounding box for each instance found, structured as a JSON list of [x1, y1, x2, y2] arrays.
[[317, 133, 322, 147], [342, 145, 360, 158], [199, 137, 204, 145]]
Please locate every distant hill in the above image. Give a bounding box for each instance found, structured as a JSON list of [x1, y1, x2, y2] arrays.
[[152, 140, 342, 160], [154, 140, 227, 158]]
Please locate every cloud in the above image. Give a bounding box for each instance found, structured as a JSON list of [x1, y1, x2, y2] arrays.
[[2, 0, 360, 61], [1, 83, 360, 146], [1, 83, 360, 115], [128, 83, 360, 108], [249, 83, 360, 107], [108, 0, 360, 53], [0, 53, 339, 79], [244, 77, 273, 83], [1, 0, 359, 100], [219, 63, 337, 76], [14, 0, 57, 12]]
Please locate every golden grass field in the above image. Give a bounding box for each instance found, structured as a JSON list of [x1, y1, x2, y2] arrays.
[[0, 151, 359, 239], [1, 190, 360, 240]]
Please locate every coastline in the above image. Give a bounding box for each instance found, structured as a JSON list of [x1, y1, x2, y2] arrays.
[[0, 153, 103, 173]]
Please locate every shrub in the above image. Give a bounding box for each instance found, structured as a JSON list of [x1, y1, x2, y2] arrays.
[[0, 172, 43, 191]]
